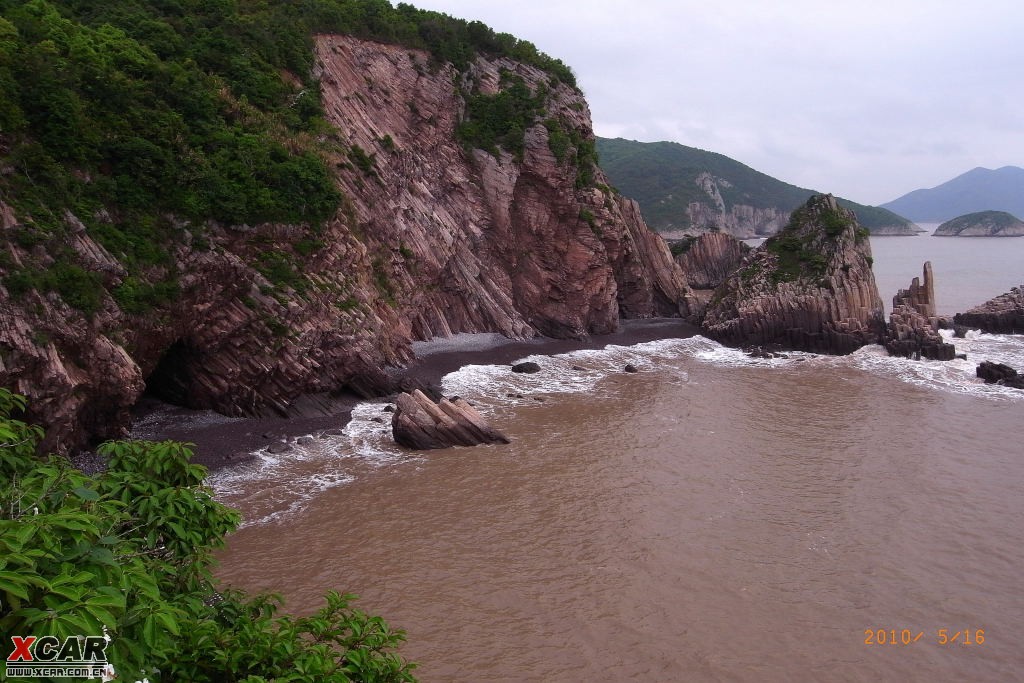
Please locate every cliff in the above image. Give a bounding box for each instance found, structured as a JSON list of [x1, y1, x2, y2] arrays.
[[701, 194, 885, 354], [883, 262, 956, 360], [674, 232, 750, 290], [0, 36, 688, 453], [933, 211, 1024, 237], [954, 286, 1024, 335]]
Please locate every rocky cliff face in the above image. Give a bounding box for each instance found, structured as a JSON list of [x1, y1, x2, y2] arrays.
[[674, 232, 750, 290], [0, 36, 688, 453], [954, 286, 1024, 334], [700, 195, 885, 354], [685, 172, 790, 237], [314, 37, 687, 337], [883, 262, 956, 360]]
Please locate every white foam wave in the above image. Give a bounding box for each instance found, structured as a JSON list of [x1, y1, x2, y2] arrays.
[[440, 337, 705, 409], [213, 329, 1023, 527], [208, 401, 422, 527]]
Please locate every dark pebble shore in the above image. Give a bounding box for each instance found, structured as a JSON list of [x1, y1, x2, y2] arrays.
[[134, 318, 700, 473]]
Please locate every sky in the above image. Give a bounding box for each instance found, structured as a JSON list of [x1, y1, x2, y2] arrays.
[[410, 0, 1023, 206]]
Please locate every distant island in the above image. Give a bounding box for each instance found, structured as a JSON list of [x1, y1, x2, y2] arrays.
[[881, 166, 1024, 222], [933, 211, 1024, 237], [595, 137, 915, 238]]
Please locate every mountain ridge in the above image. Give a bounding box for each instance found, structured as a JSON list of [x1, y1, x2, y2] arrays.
[[880, 166, 1024, 222], [595, 137, 914, 237]]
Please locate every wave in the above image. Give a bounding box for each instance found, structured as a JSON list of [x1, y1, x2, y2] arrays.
[[208, 401, 422, 527], [211, 329, 1023, 526]]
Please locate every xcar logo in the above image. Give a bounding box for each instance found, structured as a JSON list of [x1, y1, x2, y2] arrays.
[[5, 635, 113, 679]]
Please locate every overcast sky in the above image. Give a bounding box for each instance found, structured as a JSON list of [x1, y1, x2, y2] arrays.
[[410, 0, 1023, 206]]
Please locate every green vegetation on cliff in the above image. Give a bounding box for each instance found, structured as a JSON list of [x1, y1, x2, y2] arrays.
[[595, 137, 913, 233], [0, 388, 416, 681], [0, 0, 576, 314]]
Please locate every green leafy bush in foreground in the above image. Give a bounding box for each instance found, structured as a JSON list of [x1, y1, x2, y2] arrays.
[[0, 388, 416, 682]]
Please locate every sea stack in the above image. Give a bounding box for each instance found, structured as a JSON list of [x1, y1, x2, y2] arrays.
[[883, 262, 956, 360], [701, 194, 885, 354], [953, 286, 1024, 335]]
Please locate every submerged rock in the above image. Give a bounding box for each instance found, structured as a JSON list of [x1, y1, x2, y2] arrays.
[[511, 362, 541, 374], [701, 194, 885, 354], [954, 286, 1024, 335], [391, 389, 510, 450], [883, 262, 956, 361]]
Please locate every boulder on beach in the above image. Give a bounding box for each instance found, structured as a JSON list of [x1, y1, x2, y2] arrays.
[[391, 390, 510, 450], [512, 362, 542, 374]]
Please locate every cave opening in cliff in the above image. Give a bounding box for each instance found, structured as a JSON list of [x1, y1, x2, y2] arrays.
[[143, 340, 199, 408]]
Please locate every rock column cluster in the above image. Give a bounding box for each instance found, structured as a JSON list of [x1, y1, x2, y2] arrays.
[[883, 262, 956, 360]]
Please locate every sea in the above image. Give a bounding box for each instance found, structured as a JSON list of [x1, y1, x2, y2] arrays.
[[210, 225, 1024, 682]]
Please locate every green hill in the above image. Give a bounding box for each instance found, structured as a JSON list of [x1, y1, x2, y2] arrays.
[[596, 137, 913, 234], [934, 210, 1024, 237]]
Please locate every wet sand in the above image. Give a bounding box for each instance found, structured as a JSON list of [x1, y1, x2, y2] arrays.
[[137, 318, 699, 471]]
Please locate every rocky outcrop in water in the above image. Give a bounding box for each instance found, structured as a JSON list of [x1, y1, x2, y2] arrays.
[[0, 37, 689, 453], [933, 211, 1024, 237], [953, 286, 1024, 334], [976, 361, 1024, 389], [391, 389, 510, 449], [674, 232, 751, 290], [883, 262, 956, 360], [700, 194, 885, 354]]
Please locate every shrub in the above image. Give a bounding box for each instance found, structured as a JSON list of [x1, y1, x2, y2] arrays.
[[0, 388, 417, 682]]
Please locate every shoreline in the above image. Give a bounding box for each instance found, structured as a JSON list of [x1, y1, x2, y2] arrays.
[[136, 318, 700, 472]]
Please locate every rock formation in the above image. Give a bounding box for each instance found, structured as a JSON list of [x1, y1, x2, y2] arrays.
[[701, 194, 885, 354], [954, 286, 1024, 334], [0, 37, 690, 453], [933, 211, 1024, 237], [391, 389, 510, 449], [976, 361, 1024, 389], [883, 262, 956, 360], [674, 232, 751, 291]]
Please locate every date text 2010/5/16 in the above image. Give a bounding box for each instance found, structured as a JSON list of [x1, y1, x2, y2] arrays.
[[864, 629, 985, 646]]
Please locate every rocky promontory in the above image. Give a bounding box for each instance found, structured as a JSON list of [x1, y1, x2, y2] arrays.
[[954, 286, 1024, 334], [933, 211, 1024, 237], [701, 194, 885, 354], [883, 262, 956, 360]]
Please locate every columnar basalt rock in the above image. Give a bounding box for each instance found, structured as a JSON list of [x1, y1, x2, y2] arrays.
[[883, 262, 956, 361], [674, 232, 751, 290], [954, 286, 1024, 334], [700, 194, 885, 354]]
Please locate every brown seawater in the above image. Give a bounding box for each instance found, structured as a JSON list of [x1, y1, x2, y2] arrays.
[[212, 328, 1024, 682]]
